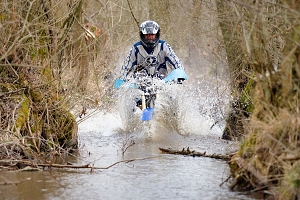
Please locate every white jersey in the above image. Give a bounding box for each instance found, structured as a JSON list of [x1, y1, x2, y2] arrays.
[[121, 40, 183, 79]]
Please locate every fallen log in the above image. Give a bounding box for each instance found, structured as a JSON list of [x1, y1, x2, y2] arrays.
[[159, 147, 234, 161]]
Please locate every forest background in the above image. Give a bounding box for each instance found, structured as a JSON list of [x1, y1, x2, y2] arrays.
[[0, 0, 299, 199]]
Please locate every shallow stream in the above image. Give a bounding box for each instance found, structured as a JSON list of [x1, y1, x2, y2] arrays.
[[0, 107, 262, 200]]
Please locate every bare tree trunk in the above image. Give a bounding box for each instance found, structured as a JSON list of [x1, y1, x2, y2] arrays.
[[69, 0, 89, 93]]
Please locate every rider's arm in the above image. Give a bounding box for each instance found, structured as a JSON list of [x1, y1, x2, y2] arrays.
[[162, 41, 187, 83], [120, 46, 137, 80], [163, 42, 184, 70]]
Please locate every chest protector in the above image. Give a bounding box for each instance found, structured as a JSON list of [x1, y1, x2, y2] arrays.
[[135, 42, 167, 78]]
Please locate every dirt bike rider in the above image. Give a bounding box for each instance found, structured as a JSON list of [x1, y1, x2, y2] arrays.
[[120, 20, 185, 81]]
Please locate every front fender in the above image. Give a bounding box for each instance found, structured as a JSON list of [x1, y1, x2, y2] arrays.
[[114, 78, 138, 89], [113, 78, 126, 89]]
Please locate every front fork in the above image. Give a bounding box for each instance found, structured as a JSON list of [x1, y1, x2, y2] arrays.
[[141, 92, 157, 109], [142, 93, 146, 110]]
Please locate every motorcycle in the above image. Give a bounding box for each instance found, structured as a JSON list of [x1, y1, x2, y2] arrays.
[[114, 68, 188, 121]]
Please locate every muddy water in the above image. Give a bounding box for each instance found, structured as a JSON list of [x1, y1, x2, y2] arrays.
[[1, 109, 261, 200]]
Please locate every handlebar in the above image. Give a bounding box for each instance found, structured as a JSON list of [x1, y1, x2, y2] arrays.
[[114, 68, 188, 89]]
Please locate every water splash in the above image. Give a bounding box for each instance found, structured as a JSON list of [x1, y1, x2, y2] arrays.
[[116, 78, 229, 140], [77, 110, 122, 136]]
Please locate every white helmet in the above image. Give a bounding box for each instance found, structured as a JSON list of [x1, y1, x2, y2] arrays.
[[140, 20, 160, 49]]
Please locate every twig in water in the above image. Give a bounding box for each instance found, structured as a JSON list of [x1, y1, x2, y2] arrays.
[[121, 140, 135, 156], [210, 121, 219, 129], [219, 175, 231, 187]]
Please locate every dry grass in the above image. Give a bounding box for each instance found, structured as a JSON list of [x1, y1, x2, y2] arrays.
[[217, 0, 300, 198]]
